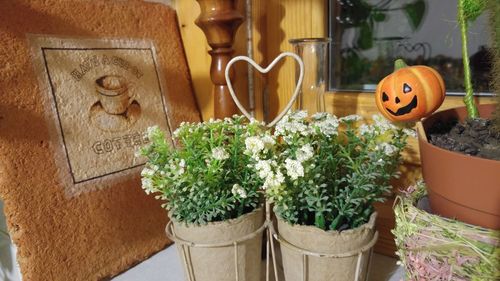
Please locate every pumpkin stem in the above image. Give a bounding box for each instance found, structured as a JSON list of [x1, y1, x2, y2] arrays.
[[394, 59, 408, 71]]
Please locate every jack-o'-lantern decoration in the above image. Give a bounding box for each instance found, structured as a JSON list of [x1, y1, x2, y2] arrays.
[[375, 59, 445, 122]]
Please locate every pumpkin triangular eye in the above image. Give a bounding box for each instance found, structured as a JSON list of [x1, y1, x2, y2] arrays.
[[382, 92, 389, 102], [403, 83, 412, 94]]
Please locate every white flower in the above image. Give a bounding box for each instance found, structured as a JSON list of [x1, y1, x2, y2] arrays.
[[255, 160, 273, 179], [289, 110, 308, 121], [372, 114, 397, 133], [340, 114, 362, 122], [296, 144, 314, 162], [376, 142, 397, 156], [167, 159, 185, 176], [141, 167, 155, 177], [261, 134, 275, 148], [359, 124, 375, 135], [263, 171, 285, 190], [311, 112, 329, 120], [146, 125, 160, 139], [231, 184, 247, 198], [313, 114, 339, 136], [245, 136, 265, 156], [284, 158, 304, 180], [403, 128, 417, 138], [211, 147, 229, 160], [141, 177, 154, 194], [274, 111, 312, 137]]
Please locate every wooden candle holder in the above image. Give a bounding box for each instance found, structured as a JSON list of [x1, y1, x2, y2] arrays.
[[195, 0, 244, 118]]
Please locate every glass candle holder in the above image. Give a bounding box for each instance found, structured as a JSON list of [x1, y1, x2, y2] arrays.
[[289, 38, 331, 114]]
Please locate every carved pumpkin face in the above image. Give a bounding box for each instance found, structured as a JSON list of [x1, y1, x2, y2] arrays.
[[375, 65, 445, 122]]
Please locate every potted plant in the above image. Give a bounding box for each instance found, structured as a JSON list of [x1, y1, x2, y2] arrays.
[[249, 111, 409, 281], [374, 0, 500, 229], [418, 0, 500, 229], [139, 116, 269, 281]]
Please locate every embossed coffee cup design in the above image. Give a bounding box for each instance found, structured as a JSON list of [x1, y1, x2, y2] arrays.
[[95, 75, 134, 115]]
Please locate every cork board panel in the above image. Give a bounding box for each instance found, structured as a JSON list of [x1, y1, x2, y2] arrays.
[[0, 1, 201, 281]]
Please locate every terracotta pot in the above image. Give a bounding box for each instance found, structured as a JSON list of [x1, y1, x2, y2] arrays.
[[167, 207, 264, 281], [277, 213, 377, 281], [419, 104, 500, 229]]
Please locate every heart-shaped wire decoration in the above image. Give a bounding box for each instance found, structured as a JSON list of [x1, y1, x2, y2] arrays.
[[225, 52, 304, 127]]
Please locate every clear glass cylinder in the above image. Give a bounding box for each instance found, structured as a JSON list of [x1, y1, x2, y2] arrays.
[[289, 38, 331, 114]]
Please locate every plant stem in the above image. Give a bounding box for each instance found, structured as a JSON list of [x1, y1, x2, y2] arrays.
[[458, 0, 479, 119]]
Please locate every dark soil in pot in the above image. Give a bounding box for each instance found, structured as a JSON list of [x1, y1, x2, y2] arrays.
[[427, 117, 500, 161]]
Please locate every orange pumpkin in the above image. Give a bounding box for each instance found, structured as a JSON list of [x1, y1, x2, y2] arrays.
[[375, 59, 445, 122]]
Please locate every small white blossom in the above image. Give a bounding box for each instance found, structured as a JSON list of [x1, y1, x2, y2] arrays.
[[261, 134, 275, 148], [372, 114, 397, 133], [311, 112, 329, 120], [211, 147, 229, 160], [263, 170, 285, 190], [231, 184, 247, 198], [284, 158, 304, 180], [376, 142, 397, 156], [359, 124, 375, 135], [296, 144, 314, 162], [255, 160, 273, 179], [245, 136, 265, 156], [403, 128, 417, 138], [313, 114, 339, 136], [141, 167, 155, 177], [146, 126, 159, 139], [141, 178, 154, 194]]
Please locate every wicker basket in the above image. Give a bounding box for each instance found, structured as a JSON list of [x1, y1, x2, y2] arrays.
[[393, 182, 500, 281]]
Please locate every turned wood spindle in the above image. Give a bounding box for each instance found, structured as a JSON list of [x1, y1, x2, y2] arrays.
[[195, 0, 244, 119]]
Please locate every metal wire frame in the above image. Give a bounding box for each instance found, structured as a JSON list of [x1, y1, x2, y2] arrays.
[[165, 202, 378, 281], [165, 216, 268, 281], [269, 220, 379, 281]]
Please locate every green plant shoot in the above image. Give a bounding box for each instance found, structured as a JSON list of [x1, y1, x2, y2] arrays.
[[458, 0, 486, 119]]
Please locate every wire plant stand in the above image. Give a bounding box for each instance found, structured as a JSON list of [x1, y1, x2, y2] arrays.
[[165, 52, 379, 281]]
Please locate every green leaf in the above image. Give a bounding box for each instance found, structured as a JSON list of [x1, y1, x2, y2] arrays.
[[357, 22, 374, 50], [372, 11, 386, 22], [462, 0, 486, 22], [315, 213, 326, 229], [404, 0, 426, 30]]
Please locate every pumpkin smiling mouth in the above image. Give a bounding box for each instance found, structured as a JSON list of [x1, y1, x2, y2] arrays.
[[387, 95, 418, 116]]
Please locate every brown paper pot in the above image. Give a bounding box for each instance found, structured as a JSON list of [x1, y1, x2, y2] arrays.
[[419, 104, 500, 229], [277, 212, 377, 281], [169, 207, 264, 281]]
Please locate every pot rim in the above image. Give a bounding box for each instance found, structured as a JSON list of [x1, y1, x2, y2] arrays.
[[419, 104, 500, 165], [169, 205, 264, 228], [276, 211, 377, 235]]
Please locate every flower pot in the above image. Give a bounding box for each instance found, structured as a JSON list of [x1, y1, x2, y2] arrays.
[[419, 104, 500, 229], [167, 207, 264, 281], [277, 212, 377, 281]]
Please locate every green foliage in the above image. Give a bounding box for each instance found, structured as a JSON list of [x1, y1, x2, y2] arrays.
[[254, 112, 410, 231], [140, 116, 268, 225], [404, 0, 426, 30], [458, 0, 482, 118], [462, 0, 487, 22]]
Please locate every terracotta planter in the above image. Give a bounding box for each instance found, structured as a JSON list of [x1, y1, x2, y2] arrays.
[[167, 207, 264, 281], [277, 213, 377, 281], [419, 104, 500, 229]]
